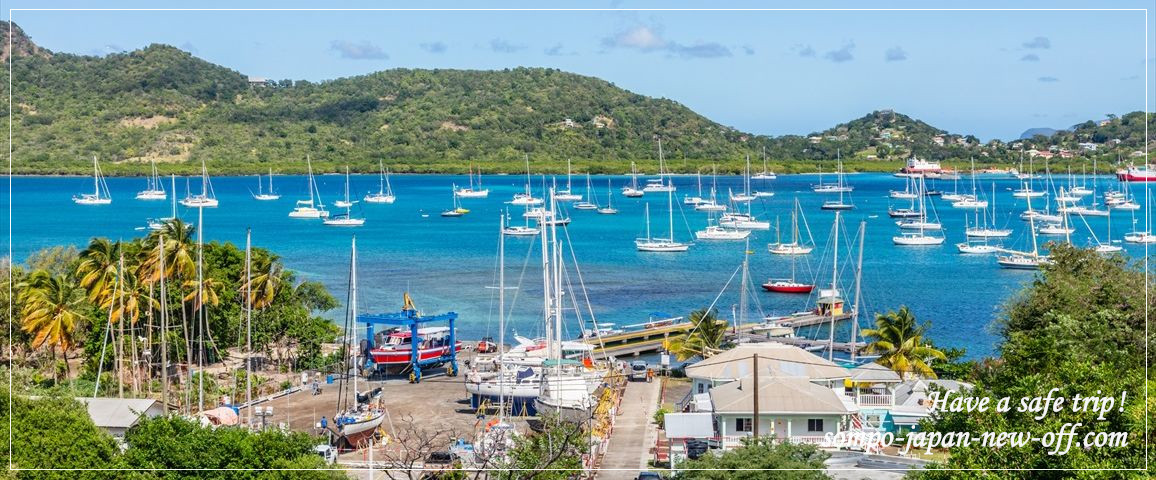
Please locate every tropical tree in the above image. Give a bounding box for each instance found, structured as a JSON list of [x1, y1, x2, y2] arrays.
[[75, 237, 121, 304], [665, 308, 729, 361], [182, 276, 221, 313], [860, 306, 945, 380], [241, 253, 282, 310], [18, 270, 86, 380]]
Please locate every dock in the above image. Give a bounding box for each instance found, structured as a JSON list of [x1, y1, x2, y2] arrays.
[[778, 312, 855, 328], [582, 314, 855, 358]]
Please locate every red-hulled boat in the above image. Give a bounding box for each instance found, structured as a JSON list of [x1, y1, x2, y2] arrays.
[[1116, 164, 1156, 182], [761, 280, 815, 294], [368, 326, 463, 367]]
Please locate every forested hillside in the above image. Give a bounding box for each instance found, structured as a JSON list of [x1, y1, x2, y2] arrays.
[[2, 21, 1151, 175]]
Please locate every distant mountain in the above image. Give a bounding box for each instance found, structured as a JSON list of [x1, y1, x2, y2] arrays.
[[0, 20, 1151, 175], [1019, 127, 1060, 140]]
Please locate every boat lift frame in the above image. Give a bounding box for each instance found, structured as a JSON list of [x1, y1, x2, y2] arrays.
[[358, 307, 458, 383]]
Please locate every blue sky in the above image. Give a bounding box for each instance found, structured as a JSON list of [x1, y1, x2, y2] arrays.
[[7, 1, 1155, 141]]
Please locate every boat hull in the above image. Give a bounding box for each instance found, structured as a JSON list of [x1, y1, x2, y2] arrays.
[[368, 342, 463, 369], [761, 282, 815, 293]]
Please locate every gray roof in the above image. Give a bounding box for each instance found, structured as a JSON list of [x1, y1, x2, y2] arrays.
[[685, 343, 850, 382], [75, 397, 162, 429], [895, 379, 974, 407], [709, 376, 851, 415], [849, 362, 903, 383]]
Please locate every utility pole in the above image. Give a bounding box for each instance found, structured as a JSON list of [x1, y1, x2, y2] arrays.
[[752, 353, 759, 439]]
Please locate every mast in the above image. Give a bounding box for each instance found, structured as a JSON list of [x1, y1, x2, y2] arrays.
[[92, 156, 99, 197], [829, 211, 840, 361], [197, 205, 204, 412], [245, 228, 252, 425], [159, 235, 169, 412], [738, 239, 749, 331], [498, 214, 507, 422], [170, 175, 177, 219], [269, 168, 275, 193], [851, 221, 866, 363], [540, 189, 553, 358], [306, 156, 315, 205], [351, 236, 359, 404], [344, 167, 351, 203], [644, 203, 652, 241], [667, 189, 675, 241]]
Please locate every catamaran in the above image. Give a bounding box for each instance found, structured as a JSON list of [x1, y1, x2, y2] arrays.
[[1012, 154, 1046, 198], [553, 159, 582, 201], [636, 190, 690, 252], [135, 160, 166, 200], [252, 168, 281, 201], [511, 155, 544, 205], [74, 156, 112, 205], [179, 159, 219, 208], [642, 139, 676, 193], [1124, 182, 1156, 243], [768, 199, 815, 255], [288, 157, 328, 218], [363, 161, 396, 204], [333, 167, 357, 208], [455, 163, 490, 198]]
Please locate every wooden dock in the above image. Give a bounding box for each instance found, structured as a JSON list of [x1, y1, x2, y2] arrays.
[[581, 318, 841, 358], [777, 312, 855, 328]]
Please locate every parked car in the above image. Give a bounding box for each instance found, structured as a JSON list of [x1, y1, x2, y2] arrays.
[[636, 472, 663, 480], [422, 451, 460, 477], [313, 444, 337, 464], [630, 361, 648, 381]]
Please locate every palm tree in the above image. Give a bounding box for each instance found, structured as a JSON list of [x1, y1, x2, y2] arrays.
[[142, 219, 196, 282], [182, 277, 221, 313], [861, 306, 946, 380], [664, 308, 729, 361], [76, 238, 120, 304], [18, 271, 85, 381], [240, 254, 282, 311]]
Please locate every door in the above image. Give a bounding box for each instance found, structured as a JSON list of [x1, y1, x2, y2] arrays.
[[774, 419, 787, 439]]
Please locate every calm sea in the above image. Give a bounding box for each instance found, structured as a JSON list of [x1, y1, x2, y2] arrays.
[[7, 172, 1152, 359]]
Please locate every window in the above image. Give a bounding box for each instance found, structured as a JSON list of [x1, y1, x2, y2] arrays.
[[697, 383, 705, 394], [807, 419, 824, 432], [736, 418, 753, 432]]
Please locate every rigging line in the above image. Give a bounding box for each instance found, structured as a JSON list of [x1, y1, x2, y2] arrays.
[[559, 221, 608, 353], [680, 261, 743, 340], [506, 230, 538, 338]]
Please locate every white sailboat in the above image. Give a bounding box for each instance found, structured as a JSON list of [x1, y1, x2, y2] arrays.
[[334, 167, 357, 208], [951, 160, 988, 209], [893, 176, 944, 245], [147, 175, 179, 231], [636, 190, 690, 252], [553, 159, 582, 201], [511, 155, 544, 205], [890, 176, 918, 200], [966, 183, 1012, 238], [179, 159, 219, 208], [288, 157, 329, 218], [597, 179, 618, 215], [997, 214, 1051, 269], [253, 168, 281, 201], [363, 161, 396, 204], [751, 146, 777, 180], [622, 161, 645, 197], [1012, 154, 1046, 198], [455, 163, 490, 198], [135, 160, 167, 200], [324, 167, 365, 226], [503, 208, 540, 236], [696, 203, 750, 240], [730, 155, 756, 202], [812, 153, 854, 193], [332, 236, 386, 449], [441, 184, 470, 217], [573, 174, 598, 210], [683, 169, 707, 205], [74, 156, 113, 205], [642, 139, 676, 193], [768, 199, 815, 255]]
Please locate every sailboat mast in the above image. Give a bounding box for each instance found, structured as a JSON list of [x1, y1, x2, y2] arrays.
[[351, 236, 359, 403], [170, 175, 177, 218], [829, 211, 840, 361], [159, 235, 169, 412], [244, 229, 253, 424], [738, 239, 749, 330], [667, 189, 675, 240], [851, 221, 866, 363], [497, 214, 506, 422], [645, 203, 652, 241], [92, 156, 99, 196], [540, 190, 553, 356], [196, 205, 205, 412]]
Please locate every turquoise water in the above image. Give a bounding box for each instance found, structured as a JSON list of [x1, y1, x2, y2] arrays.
[[7, 172, 1152, 359]]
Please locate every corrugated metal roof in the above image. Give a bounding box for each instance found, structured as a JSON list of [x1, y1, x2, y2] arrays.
[[75, 397, 161, 429], [709, 376, 851, 415], [685, 343, 850, 381]]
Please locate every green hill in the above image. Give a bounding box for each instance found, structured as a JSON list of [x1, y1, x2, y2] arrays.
[[1, 21, 1151, 175]]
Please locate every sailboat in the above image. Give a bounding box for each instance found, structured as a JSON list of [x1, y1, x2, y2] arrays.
[[622, 161, 645, 197], [324, 168, 365, 226], [812, 153, 854, 193], [179, 159, 219, 208], [694, 166, 728, 212], [74, 156, 113, 205], [553, 159, 582, 201], [695, 203, 750, 240], [1012, 153, 1046, 198], [683, 169, 707, 205], [573, 174, 598, 210], [636, 190, 690, 252], [135, 160, 166, 200], [966, 183, 1012, 238], [768, 199, 815, 255], [889, 176, 917, 200], [951, 160, 988, 209], [253, 168, 281, 201], [762, 242, 814, 293], [331, 236, 386, 449], [642, 139, 676, 193], [455, 163, 490, 198], [597, 179, 618, 215], [751, 146, 777, 180], [893, 176, 945, 245], [288, 157, 329, 218], [729, 155, 756, 202], [503, 208, 540, 236], [147, 175, 179, 231], [996, 213, 1051, 269], [510, 155, 544, 205], [334, 167, 357, 208], [820, 153, 854, 210], [441, 184, 470, 217], [363, 161, 396, 204]]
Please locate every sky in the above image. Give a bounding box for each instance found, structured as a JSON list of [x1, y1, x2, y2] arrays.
[[7, 1, 1156, 141]]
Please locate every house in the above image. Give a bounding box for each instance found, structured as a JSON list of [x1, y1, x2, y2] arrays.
[[707, 376, 852, 448], [1078, 142, 1098, 151], [1130, 150, 1146, 158], [1059, 150, 1074, 159], [1027, 149, 1054, 160], [683, 343, 849, 395], [846, 362, 903, 432], [75, 397, 165, 438], [887, 379, 974, 434], [932, 136, 945, 147], [808, 136, 822, 144], [247, 76, 267, 87]]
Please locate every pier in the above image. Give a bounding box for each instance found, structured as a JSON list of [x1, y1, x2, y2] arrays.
[[581, 314, 857, 358]]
